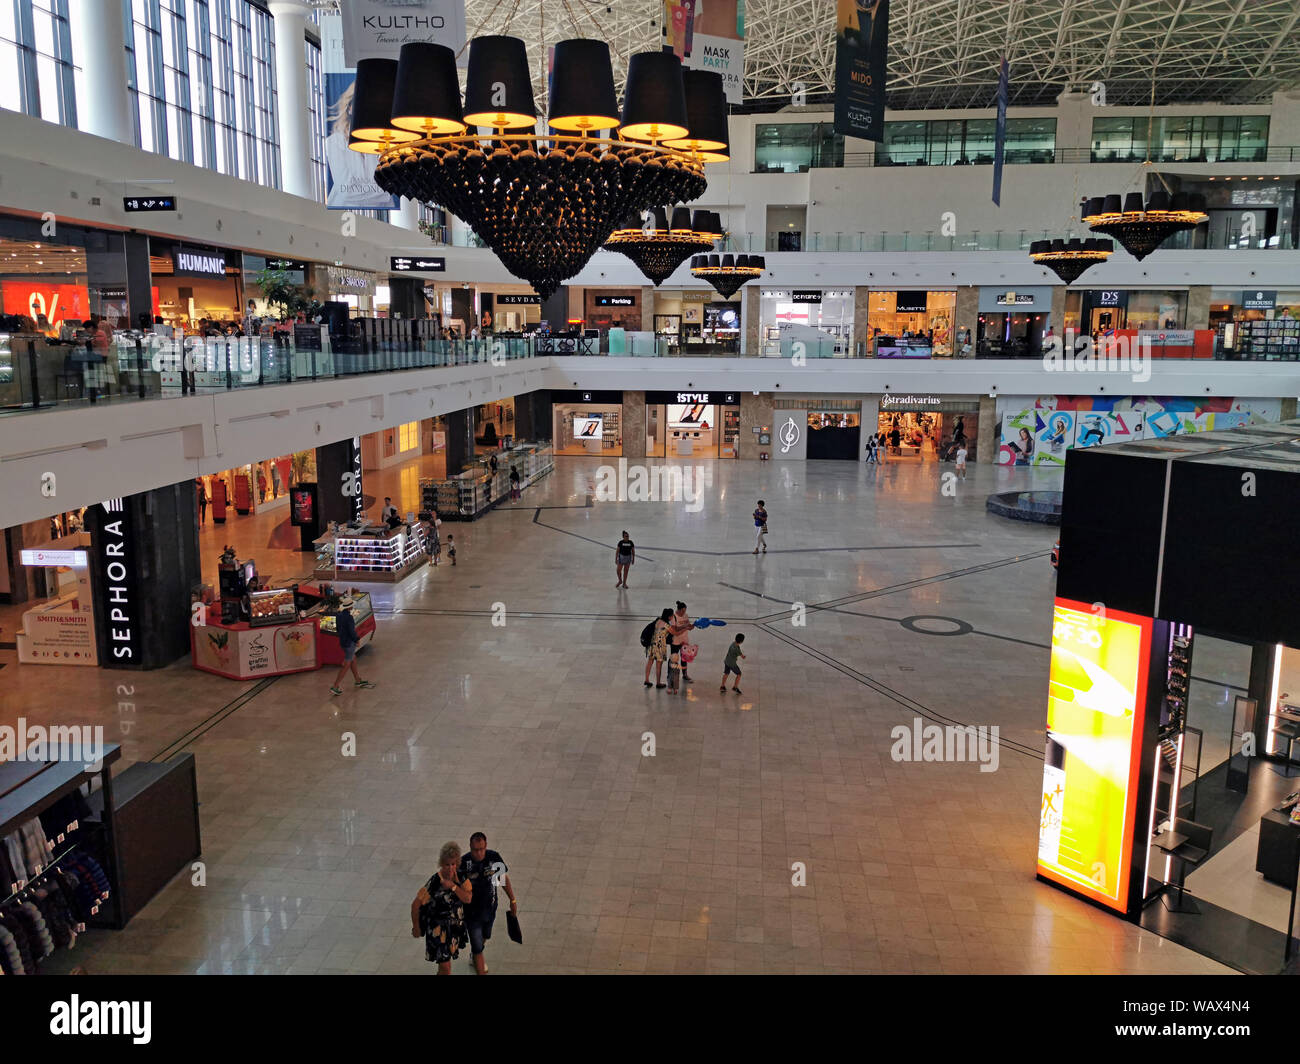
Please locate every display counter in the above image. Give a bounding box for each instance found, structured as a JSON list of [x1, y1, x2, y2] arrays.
[[191, 613, 319, 679], [422, 443, 553, 520], [313, 522, 426, 581], [875, 336, 933, 358], [190, 586, 376, 678]]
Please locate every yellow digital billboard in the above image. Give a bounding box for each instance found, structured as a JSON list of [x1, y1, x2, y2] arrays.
[[1037, 598, 1153, 912]]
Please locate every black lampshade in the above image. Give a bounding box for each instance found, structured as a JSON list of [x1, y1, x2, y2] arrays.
[[651, 207, 670, 231], [548, 39, 619, 132], [1146, 187, 1169, 212], [756, 256, 766, 269], [706, 254, 720, 268], [693, 210, 718, 236], [670, 206, 693, 233], [1083, 196, 1104, 219], [1101, 194, 1122, 214], [663, 69, 729, 153], [464, 36, 536, 129], [1122, 191, 1145, 213], [1049, 239, 1067, 253], [348, 136, 385, 155], [1029, 240, 1047, 254], [351, 59, 416, 143], [620, 52, 689, 142], [721, 253, 735, 269], [391, 43, 464, 135]]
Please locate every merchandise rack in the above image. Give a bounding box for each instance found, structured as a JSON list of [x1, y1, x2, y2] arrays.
[[421, 443, 554, 521], [314, 524, 427, 582]]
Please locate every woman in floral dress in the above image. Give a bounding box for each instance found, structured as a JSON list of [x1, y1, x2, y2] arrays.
[[412, 841, 472, 974]]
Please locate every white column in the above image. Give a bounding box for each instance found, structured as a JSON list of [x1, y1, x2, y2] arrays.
[[70, 0, 133, 143], [269, 0, 314, 199], [392, 198, 422, 231]]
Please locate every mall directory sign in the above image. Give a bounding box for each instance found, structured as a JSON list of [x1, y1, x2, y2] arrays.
[[1037, 598, 1153, 914]]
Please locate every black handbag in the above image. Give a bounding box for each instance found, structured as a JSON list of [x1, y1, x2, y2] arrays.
[[506, 909, 523, 944]]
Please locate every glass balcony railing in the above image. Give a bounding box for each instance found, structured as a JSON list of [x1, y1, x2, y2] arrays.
[[721, 229, 1299, 253]]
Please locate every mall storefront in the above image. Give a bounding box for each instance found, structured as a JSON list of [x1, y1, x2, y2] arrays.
[[772, 398, 866, 460], [1064, 288, 1189, 335], [866, 289, 957, 357], [876, 395, 981, 460], [551, 390, 624, 457], [645, 390, 741, 458], [977, 286, 1052, 358], [760, 289, 855, 357]]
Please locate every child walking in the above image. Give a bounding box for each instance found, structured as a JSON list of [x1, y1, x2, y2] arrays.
[[721, 633, 746, 694], [955, 442, 968, 480], [447, 534, 457, 566]]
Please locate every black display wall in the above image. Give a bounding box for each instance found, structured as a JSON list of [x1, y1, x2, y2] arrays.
[[85, 481, 201, 669]]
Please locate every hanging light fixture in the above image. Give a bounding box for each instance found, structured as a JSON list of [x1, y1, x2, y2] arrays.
[[605, 208, 721, 285], [1029, 237, 1114, 285], [360, 37, 722, 300], [1080, 189, 1208, 261], [691, 252, 764, 299]]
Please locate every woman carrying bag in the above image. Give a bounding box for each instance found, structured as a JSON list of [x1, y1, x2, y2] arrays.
[[411, 842, 472, 975]]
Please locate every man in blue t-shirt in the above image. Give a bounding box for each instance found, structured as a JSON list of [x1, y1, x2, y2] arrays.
[[457, 831, 516, 974]]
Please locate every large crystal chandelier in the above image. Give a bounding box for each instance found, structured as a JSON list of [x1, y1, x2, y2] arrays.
[[604, 207, 722, 286], [351, 39, 729, 299]]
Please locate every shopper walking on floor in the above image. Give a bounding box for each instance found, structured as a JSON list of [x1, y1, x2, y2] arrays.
[[955, 441, 968, 480], [643, 607, 674, 688], [329, 597, 375, 695], [615, 530, 635, 588], [447, 533, 457, 566], [510, 466, 521, 500], [457, 832, 516, 975], [411, 842, 472, 975], [196, 478, 207, 525], [752, 500, 769, 554], [721, 633, 746, 694]]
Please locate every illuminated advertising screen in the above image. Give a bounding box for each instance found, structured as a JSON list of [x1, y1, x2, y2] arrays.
[[1037, 598, 1152, 912], [668, 403, 715, 429], [573, 416, 603, 439]]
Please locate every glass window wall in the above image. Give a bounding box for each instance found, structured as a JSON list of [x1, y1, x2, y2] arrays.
[[754, 122, 845, 172], [876, 117, 1056, 166], [1090, 114, 1269, 163]]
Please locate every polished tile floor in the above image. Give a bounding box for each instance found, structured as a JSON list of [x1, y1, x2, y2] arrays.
[[3, 454, 1232, 974]]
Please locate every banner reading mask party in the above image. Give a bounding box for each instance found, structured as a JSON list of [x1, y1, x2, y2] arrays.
[[679, 0, 746, 104], [833, 0, 889, 141], [321, 14, 400, 211]]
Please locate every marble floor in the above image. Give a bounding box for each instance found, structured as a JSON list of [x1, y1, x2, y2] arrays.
[[1, 454, 1233, 974]]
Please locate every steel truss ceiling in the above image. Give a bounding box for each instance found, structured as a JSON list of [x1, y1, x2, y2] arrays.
[[316, 1, 1300, 110]]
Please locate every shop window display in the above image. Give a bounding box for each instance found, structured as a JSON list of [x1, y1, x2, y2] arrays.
[[552, 403, 622, 457], [866, 291, 956, 357]]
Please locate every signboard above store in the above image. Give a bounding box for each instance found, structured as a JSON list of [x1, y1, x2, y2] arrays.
[[123, 196, 177, 213], [173, 246, 227, 278], [1242, 290, 1277, 310], [497, 294, 542, 305], [390, 256, 446, 272], [646, 391, 737, 405], [595, 295, 636, 307], [20, 549, 88, 567]]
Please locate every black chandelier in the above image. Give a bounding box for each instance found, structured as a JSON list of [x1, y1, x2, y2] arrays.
[[353, 40, 730, 299], [691, 252, 765, 299], [1029, 237, 1114, 285], [1080, 189, 1208, 261], [604, 207, 721, 285]]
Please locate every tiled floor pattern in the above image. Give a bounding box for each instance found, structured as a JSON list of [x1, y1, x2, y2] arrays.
[[2, 455, 1233, 974]]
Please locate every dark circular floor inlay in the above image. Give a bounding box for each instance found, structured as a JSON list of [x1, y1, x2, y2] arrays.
[[900, 614, 974, 636]]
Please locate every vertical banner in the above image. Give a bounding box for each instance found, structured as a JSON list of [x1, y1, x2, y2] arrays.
[[664, 0, 698, 59], [683, 0, 746, 104], [341, 0, 468, 66], [833, 0, 889, 142], [322, 14, 401, 211], [87, 497, 142, 668], [992, 55, 1009, 205]]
